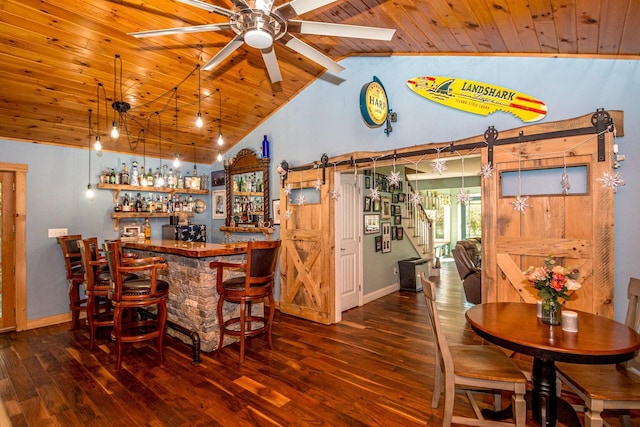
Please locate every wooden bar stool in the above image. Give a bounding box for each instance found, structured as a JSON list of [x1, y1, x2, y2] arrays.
[[210, 240, 281, 362], [103, 240, 169, 369], [57, 235, 86, 329]]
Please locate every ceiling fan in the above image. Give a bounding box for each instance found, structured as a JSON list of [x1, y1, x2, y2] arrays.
[[129, 0, 396, 83]]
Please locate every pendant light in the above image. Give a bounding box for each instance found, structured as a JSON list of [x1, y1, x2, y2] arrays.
[[173, 87, 180, 168], [86, 109, 95, 200], [195, 64, 203, 128], [157, 113, 165, 187], [110, 54, 128, 140], [192, 142, 198, 178], [217, 88, 223, 146], [94, 84, 103, 151]]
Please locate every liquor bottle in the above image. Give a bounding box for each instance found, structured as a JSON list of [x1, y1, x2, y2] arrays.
[[135, 193, 142, 212], [146, 168, 154, 188], [140, 166, 147, 186], [261, 135, 270, 158], [121, 163, 130, 185], [144, 218, 151, 240], [109, 168, 116, 184], [131, 161, 139, 186], [167, 169, 175, 188]]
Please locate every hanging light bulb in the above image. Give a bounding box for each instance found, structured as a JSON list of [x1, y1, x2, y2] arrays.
[[173, 88, 180, 168], [86, 108, 95, 200], [217, 150, 223, 162], [217, 88, 223, 146], [110, 120, 120, 139], [94, 135, 102, 152], [195, 65, 203, 128], [94, 84, 103, 152]]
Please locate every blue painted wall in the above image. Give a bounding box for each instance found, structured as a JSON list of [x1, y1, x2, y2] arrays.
[[2, 55, 638, 322]]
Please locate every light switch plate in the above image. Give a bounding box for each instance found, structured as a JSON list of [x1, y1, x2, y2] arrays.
[[48, 228, 68, 238]]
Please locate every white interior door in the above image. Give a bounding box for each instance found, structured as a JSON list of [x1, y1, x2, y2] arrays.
[[335, 172, 362, 321]]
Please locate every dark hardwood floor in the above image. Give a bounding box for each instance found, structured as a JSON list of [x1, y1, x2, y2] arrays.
[[0, 260, 634, 426]]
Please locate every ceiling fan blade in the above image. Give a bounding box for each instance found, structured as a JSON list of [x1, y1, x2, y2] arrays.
[[282, 35, 345, 74], [177, 0, 234, 17], [288, 20, 395, 41], [274, 0, 337, 19], [261, 47, 282, 83], [202, 35, 245, 71], [129, 23, 231, 38]]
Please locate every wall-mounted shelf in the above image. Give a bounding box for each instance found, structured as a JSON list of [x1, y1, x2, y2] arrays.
[[219, 226, 275, 240], [97, 183, 208, 204], [98, 184, 205, 230], [110, 212, 194, 231]]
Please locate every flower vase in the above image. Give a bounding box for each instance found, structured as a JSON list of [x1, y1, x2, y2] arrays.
[[541, 297, 562, 325]]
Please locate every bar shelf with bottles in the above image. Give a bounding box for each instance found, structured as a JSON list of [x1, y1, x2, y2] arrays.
[[97, 160, 209, 231]]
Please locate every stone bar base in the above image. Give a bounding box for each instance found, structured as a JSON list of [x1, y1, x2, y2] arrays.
[[124, 240, 256, 353]]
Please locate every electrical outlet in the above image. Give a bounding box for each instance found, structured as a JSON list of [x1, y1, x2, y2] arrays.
[[48, 228, 68, 238], [393, 267, 398, 275]]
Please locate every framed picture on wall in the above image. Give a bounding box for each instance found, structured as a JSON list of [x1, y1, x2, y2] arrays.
[[364, 213, 380, 234], [382, 222, 391, 253], [373, 198, 381, 212], [381, 196, 391, 219], [396, 227, 404, 240], [394, 214, 402, 225], [374, 236, 382, 252], [364, 196, 372, 212], [272, 199, 281, 225], [398, 193, 406, 203], [211, 170, 226, 187], [365, 176, 371, 189], [212, 190, 226, 219], [392, 193, 399, 203], [391, 225, 397, 240]]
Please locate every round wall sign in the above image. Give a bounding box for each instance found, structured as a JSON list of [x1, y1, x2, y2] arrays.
[[360, 76, 389, 128]]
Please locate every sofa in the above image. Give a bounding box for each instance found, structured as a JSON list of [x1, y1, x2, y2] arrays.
[[452, 238, 482, 304]]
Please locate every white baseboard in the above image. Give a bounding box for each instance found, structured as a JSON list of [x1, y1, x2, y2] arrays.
[[364, 282, 400, 304]]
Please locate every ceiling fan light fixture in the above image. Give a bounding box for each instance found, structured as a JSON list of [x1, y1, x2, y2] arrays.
[[245, 28, 273, 49]]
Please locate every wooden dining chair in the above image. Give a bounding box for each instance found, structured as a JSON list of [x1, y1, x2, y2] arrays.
[[556, 277, 640, 427], [421, 273, 527, 427], [57, 234, 86, 329], [209, 240, 281, 362], [103, 240, 169, 369]]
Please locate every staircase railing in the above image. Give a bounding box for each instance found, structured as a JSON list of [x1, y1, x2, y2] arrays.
[[403, 179, 435, 261]]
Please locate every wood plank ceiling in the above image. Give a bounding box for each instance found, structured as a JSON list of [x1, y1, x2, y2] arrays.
[[1, 0, 638, 164]]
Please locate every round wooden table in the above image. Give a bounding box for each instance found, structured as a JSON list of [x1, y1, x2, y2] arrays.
[[466, 302, 640, 427]]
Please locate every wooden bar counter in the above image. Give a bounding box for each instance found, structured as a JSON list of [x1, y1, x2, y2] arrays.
[[123, 239, 249, 353]]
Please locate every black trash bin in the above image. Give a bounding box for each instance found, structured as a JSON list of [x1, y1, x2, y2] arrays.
[[398, 257, 430, 292]]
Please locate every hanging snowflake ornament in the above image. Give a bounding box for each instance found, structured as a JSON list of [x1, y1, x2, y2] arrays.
[[512, 195, 531, 214], [313, 179, 322, 191], [330, 187, 341, 200], [597, 171, 625, 192], [369, 186, 381, 201], [410, 191, 422, 205], [561, 172, 571, 195], [430, 158, 448, 175], [296, 192, 306, 206], [456, 188, 472, 205], [479, 162, 494, 179], [283, 183, 292, 196], [284, 209, 292, 220], [387, 170, 401, 187]]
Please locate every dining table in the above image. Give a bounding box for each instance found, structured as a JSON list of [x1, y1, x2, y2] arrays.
[[465, 302, 640, 427]]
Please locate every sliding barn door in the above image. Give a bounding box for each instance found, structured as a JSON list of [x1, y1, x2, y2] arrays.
[[482, 112, 620, 317], [279, 169, 335, 324]]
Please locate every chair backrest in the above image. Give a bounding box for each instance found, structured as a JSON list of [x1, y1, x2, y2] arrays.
[[451, 244, 477, 280], [420, 272, 454, 386], [77, 238, 96, 292], [624, 277, 640, 371], [57, 234, 83, 280], [245, 240, 281, 291]]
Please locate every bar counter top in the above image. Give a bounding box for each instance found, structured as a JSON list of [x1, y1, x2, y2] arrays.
[[122, 239, 247, 258]]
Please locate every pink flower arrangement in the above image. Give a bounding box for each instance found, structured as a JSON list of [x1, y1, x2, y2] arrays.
[[523, 257, 581, 301]]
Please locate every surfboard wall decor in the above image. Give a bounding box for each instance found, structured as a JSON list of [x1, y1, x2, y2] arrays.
[[406, 76, 547, 122]]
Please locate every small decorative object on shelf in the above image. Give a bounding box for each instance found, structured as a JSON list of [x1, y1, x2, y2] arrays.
[[523, 257, 580, 325]]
